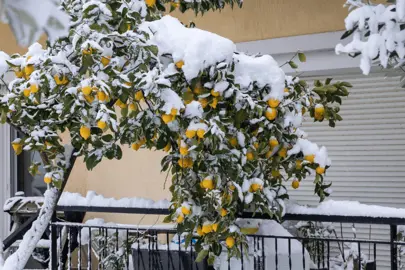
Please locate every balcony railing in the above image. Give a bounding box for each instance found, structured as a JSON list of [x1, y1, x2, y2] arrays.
[[42, 205, 405, 270]]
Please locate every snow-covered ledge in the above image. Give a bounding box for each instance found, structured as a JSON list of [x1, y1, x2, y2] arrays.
[[5, 191, 405, 220]]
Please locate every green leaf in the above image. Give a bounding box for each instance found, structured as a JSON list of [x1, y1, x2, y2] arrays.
[[195, 249, 209, 263], [298, 52, 306, 62], [289, 61, 298, 69]]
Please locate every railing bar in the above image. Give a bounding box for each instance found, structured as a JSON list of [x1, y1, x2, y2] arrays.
[[253, 237, 257, 270], [288, 238, 292, 270], [149, 232, 151, 270], [190, 234, 194, 270], [302, 239, 305, 270], [261, 237, 265, 270], [322, 237, 325, 268], [137, 231, 140, 270], [358, 241, 362, 270], [317, 239, 320, 269], [240, 240, 244, 270], [126, 229, 129, 270], [166, 232, 170, 269], [327, 240, 330, 270], [373, 242, 377, 265], [68, 226, 71, 270], [275, 237, 278, 270], [78, 228, 82, 270], [178, 233, 181, 270], [88, 227, 92, 270], [58, 226, 63, 270]]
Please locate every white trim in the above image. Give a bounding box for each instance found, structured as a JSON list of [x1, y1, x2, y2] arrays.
[[236, 31, 386, 77], [0, 124, 11, 240]]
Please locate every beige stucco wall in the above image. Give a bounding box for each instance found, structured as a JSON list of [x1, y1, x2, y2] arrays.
[[0, 0, 349, 224]]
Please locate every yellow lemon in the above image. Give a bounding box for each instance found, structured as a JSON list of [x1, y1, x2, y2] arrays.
[[132, 143, 141, 151], [80, 126, 91, 140], [265, 151, 272, 159], [292, 180, 300, 189], [135, 91, 144, 101], [180, 146, 188, 156], [14, 69, 24, 78], [229, 137, 238, 147], [163, 143, 171, 152], [210, 97, 219, 109], [129, 103, 137, 111], [176, 214, 184, 223], [197, 129, 205, 139], [197, 226, 204, 236], [267, 98, 280, 108], [185, 129, 196, 139], [284, 87, 289, 93], [162, 114, 174, 124], [194, 86, 202, 95], [316, 166, 325, 175], [24, 65, 34, 77], [199, 98, 208, 109], [271, 170, 281, 177], [226, 237, 235, 248], [82, 86, 92, 96], [249, 183, 262, 193], [30, 84, 39, 94], [23, 89, 31, 97], [97, 121, 107, 130], [246, 152, 255, 161], [82, 47, 93, 55], [278, 147, 287, 158], [201, 178, 214, 190], [84, 95, 95, 103], [101, 56, 111, 67], [269, 138, 279, 148], [54, 75, 69, 85], [296, 160, 303, 170], [97, 91, 107, 102], [170, 108, 178, 116], [220, 208, 227, 217], [211, 89, 220, 97], [11, 142, 23, 155], [171, 1, 180, 8], [185, 157, 193, 168], [181, 206, 191, 215], [212, 223, 219, 232], [44, 176, 52, 184], [265, 108, 277, 121], [304, 155, 315, 163], [145, 0, 156, 7], [175, 60, 184, 69], [253, 142, 259, 149], [314, 105, 325, 120], [202, 224, 213, 234], [115, 99, 127, 109]]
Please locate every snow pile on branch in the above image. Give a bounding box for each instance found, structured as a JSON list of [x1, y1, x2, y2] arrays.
[[336, 0, 405, 74], [287, 200, 405, 219]]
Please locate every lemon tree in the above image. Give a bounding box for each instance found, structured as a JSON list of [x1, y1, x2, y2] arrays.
[[0, 0, 350, 268]]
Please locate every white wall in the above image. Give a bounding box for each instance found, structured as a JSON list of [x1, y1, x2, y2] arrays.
[[0, 123, 10, 240]]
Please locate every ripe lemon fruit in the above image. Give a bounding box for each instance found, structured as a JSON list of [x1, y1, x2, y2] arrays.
[[202, 224, 213, 234], [246, 152, 255, 161], [194, 86, 202, 94], [44, 176, 52, 184], [292, 180, 300, 189], [278, 147, 287, 158], [229, 137, 238, 147], [197, 226, 204, 236], [249, 183, 262, 193], [197, 129, 205, 139], [296, 160, 303, 170], [226, 237, 235, 248], [129, 103, 137, 111], [314, 104, 325, 120], [30, 84, 39, 94], [179, 146, 188, 156], [54, 75, 69, 85], [304, 155, 315, 163], [253, 142, 259, 149], [220, 208, 227, 217], [181, 206, 191, 215], [23, 89, 31, 97], [97, 91, 107, 102], [163, 143, 171, 152], [199, 98, 208, 109], [12, 142, 23, 155], [14, 69, 24, 78], [135, 91, 144, 101], [82, 47, 93, 55], [185, 129, 196, 139], [175, 60, 184, 69], [115, 99, 127, 109], [271, 170, 280, 177], [269, 138, 279, 148], [265, 108, 277, 121], [24, 65, 34, 77], [97, 121, 107, 130], [80, 126, 91, 140], [316, 166, 325, 175], [132, 143, 141, 151], [171, 1, 180, 8], [284, 87, 289, 93], [176, 214, 184, 223], [162, 114, 174, 124], [210, 97, 219, 109], [201, 178, 214, 190], [82, 86, 92, 96], [170, 108, 178, 116], [211, 89, 220, 97], [212, 223, 219, 232], [101, 56, 111, 67], [267, 98, 280, 108]]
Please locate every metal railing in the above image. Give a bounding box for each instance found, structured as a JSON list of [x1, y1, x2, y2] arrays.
[[45, 205, 405, 270]]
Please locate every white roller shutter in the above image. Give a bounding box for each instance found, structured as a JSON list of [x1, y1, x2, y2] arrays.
[[288, 72, 405, 269]]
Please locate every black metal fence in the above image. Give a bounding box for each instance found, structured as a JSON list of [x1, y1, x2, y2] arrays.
[[44, 206, 405, 270]]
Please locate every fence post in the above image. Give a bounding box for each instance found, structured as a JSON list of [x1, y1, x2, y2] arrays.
[[391, 225, 398, 270], [51, 212, 57, 270]]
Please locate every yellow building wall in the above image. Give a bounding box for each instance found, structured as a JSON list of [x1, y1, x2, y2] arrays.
[[0, 0, 349, 224]]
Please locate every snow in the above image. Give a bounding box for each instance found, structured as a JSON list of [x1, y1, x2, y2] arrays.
[[0, 52, 10, 77], [184, 101, 203, 119], [287, 200, 405, 219], [140, 15, 236, 81], [160, 88, 185, 115], [233, 53, 285, 100]]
